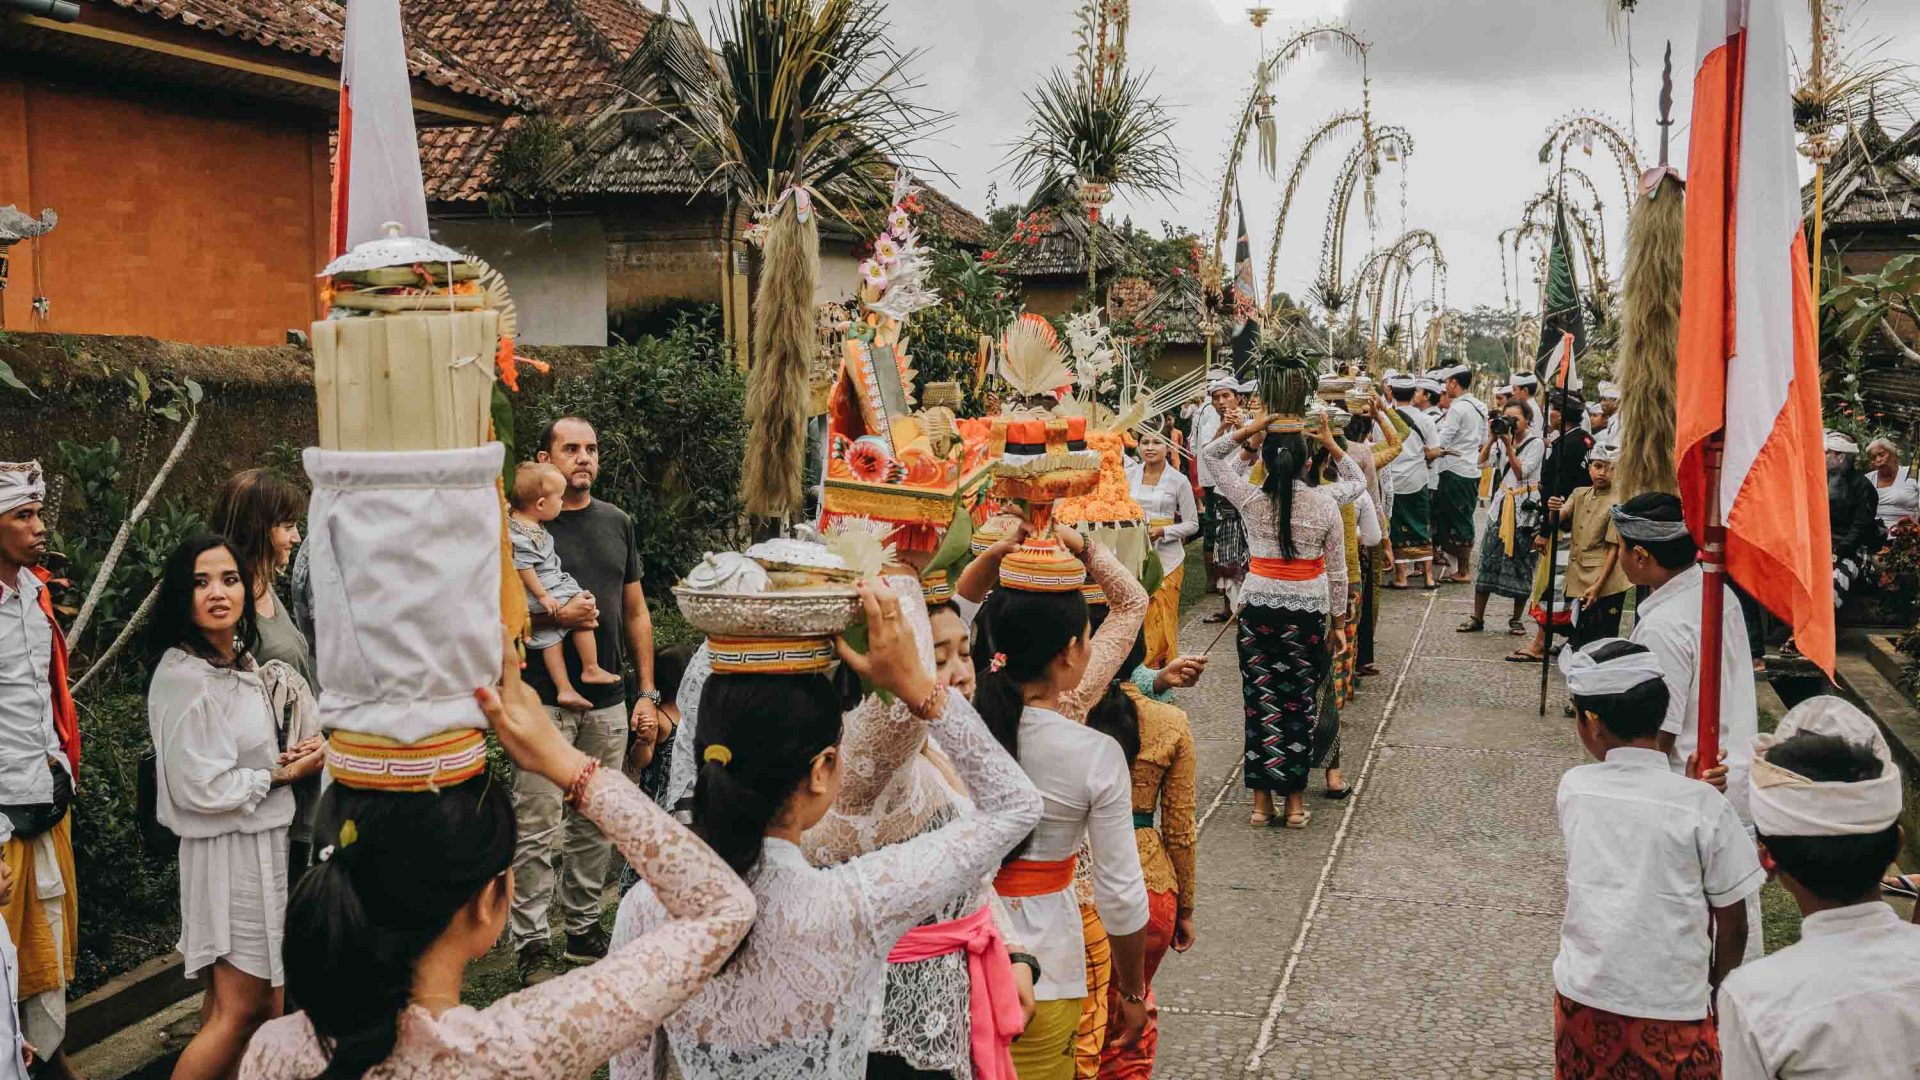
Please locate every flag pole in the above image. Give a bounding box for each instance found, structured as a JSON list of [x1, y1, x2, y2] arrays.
[[1695, 432, 1727, 778], [1538, 334, 1572, 716]]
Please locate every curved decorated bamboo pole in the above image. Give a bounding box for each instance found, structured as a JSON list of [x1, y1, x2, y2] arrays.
[[1538, 112, 1642, 213], [1264, 110, 1367, 301], [1319, 126, 1415, 296], [1207, 23, 1371, 293]]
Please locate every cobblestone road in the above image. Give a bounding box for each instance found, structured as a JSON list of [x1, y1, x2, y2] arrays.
[[1150, 583, 1582, 1078]]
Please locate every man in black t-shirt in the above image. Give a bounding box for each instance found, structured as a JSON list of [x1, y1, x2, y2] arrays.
[[510, 416, 660, 985]]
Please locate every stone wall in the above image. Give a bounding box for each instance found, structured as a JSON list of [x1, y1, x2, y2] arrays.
[[0, 331, 598, 518]]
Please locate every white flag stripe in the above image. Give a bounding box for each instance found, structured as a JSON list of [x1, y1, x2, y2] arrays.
[[342, 0, 430, 249]]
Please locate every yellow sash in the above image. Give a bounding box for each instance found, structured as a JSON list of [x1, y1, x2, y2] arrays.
[[1498, 482, 1538, 557]]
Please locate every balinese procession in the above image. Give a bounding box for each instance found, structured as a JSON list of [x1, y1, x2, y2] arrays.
[[3, 0, 1920, 1076]]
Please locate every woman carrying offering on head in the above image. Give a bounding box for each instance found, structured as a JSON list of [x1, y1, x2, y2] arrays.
[[237, 637, 756, 1080], [611, 580, 1043, 1080], [1205, 407, 1365, 832], [146, 535, 328, 1079], [973, 523, 1153, 1080]]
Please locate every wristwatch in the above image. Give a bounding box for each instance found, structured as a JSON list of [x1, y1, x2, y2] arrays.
[[639, 689, 662, 704]]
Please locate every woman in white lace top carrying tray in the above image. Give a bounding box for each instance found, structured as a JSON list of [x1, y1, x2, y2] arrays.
[[1204, 412, 1364, 831], [237, 649, 756, 1080], [610, 581, 1042, 1080]]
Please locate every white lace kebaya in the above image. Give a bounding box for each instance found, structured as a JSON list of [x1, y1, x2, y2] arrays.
[[1202, 435, 1364, 613], [609, 687, 1042, 1080]]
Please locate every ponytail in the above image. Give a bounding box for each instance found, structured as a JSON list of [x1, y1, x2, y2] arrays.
[[691, 673, 845, 880], [973, 587, 1091, 761], [286, 775, 515, 1079], [1260, 432, 1310, 559]]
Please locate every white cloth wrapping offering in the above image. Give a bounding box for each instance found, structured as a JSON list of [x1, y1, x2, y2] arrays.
[[1559, 638, 1668, 698], [303, 445, 504, 742], [1749, 696, 1904, 837]]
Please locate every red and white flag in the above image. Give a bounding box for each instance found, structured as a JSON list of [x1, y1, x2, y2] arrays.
[[1676, 0, 1833, 674], [1545, 331, 1580, 394], [331, 0, 430, 256]]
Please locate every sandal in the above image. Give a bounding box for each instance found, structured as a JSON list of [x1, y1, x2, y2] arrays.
[[1285, 809, 1311, 829], [1504, 650, 1544, 663], [1249, 810, 1275, 827], [1357, 663, 1381, 677], [1203, 612, 1232, 624], [1883, 874, 1920, 900], [1456, 617, 1485, 633], [1507, 617, 1526, 636], [1324, 785, 1353, 800]]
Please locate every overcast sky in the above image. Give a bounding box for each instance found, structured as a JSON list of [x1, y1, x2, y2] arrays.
[[675, 0, 1920, 311]]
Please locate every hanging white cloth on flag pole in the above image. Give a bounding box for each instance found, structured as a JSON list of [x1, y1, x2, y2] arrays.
[[334, 0, 430, 255]]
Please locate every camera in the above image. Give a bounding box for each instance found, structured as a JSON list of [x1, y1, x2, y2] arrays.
[[1489, 415, 1514, 437], [1520, 496, 1543, 517]]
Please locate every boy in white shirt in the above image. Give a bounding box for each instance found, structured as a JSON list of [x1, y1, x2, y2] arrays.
[[1553, 638, 1765, 1079], [1719, 697, 1920, 1079]]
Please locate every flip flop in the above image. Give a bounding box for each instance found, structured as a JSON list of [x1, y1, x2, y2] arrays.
[[1203, 612, 1231, 624], [1285, 809, 1311, 829], [1249, 810, 1275, 827], [1504, 651, 1544, 663], [1883, 874, 1920, 900], [1357, 663, 1381, 676], [1324, 785, 1353, 801], [1456, 617, 1485, 633]]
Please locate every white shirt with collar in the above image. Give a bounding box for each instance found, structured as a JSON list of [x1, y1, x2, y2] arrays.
[[1126, 459, 1200, 576], [1629, 564, 1758, 821], [1719, 901, 1920, 1080], [0, 569, 65, 804], [998, 705, 1149, 1001], [1436, 395, 1489, 480], [1385, 407, 1439, 497], [1554, 746, 1765, 1021]]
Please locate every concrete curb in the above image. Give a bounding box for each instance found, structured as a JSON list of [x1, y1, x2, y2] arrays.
[[66, 953, 195, 1053]]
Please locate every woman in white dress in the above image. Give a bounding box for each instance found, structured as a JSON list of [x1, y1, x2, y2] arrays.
[[1127, 424, 1200, 669], [1867, 437, 1920, 529], [610, 581, 1042, 1080], [145, 535, 327, 1079]]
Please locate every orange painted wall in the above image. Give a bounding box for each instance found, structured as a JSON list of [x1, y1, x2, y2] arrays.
[[0, 75, 329, 345]]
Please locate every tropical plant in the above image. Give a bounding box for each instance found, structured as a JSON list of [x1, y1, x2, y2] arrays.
[[681, 0, 942, 520], [1823, 251, 1920, 365], [1004, 68, 1181, 212]]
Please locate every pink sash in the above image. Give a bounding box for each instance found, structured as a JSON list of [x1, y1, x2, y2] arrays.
[[886, 904, 1023, 1080]]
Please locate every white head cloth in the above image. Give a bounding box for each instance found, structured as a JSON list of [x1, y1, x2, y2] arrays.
[[1495, 383, 1515, 396], [1512, 372, 1540, 389], [1824, 429, 1860, 454], [1588, 440, 1620, 464], [1415, 378, 1444, 395], [1559, 637, 1668, 697], [1207, 375, 1254, 396], [1386, 374, 1416, 391], [1749, 696, 1904, 837], [1597, 380, 1620, 400], [1440, 365, 1472, 384], [0, 462, 44, 516]]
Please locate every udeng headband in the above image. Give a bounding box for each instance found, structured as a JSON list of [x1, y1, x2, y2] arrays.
[[1558, 638, 1668, 697]]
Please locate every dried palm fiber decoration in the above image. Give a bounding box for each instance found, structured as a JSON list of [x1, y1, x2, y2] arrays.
[[1614, 172, 1685, 499], [1259, 361, 1312, 432], [743, 197, 820, 517]]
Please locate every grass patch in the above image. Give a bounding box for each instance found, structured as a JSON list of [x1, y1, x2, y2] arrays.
[[1178, 540, 1210, 615]]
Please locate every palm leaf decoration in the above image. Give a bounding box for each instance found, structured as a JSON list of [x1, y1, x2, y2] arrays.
[[682, 0, 943, 518], [999, 313, 1075, 404], [1004, 67, 1182, 203]]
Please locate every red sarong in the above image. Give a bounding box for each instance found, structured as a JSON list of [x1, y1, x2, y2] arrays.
[[1552, 992, 1720, 1079]]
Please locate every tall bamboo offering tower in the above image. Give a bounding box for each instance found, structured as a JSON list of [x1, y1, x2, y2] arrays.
[[304, 225, 523, 792]]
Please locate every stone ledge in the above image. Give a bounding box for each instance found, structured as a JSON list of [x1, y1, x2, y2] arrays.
[[1834, 634, 1920, 868], [65, 953, 195, 1053]]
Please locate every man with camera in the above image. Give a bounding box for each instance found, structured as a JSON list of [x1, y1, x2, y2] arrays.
[[1458, 403, 1543, 636]]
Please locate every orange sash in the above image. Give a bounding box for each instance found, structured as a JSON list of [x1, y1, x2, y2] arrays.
[[993, 854, 1078, 897], [1249, 556, 1326, 581]]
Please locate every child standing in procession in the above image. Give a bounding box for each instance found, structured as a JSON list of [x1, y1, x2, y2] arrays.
[[1551, 639, 1764, 1079], [1718, 697, 1920, 1079]]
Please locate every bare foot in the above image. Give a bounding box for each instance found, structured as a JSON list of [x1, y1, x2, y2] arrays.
[[577, 665, 623, 686], [556, 688, 594, 712]]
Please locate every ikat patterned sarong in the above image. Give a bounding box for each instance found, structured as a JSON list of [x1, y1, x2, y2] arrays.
[[1237, 603, 1330, 794]]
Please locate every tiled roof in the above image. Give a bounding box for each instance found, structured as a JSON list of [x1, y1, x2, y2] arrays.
[[99, 0, 521, 107], [1003, 205, 1126, 279], [406, 0, 656, 201]]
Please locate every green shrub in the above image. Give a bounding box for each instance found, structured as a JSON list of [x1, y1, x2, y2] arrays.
[[70, 690, 179, 996], [515, 308, 747, 601]]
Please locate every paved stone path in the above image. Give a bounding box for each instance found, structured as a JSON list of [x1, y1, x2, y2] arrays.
[[1151, 583, 1583, 1078]]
